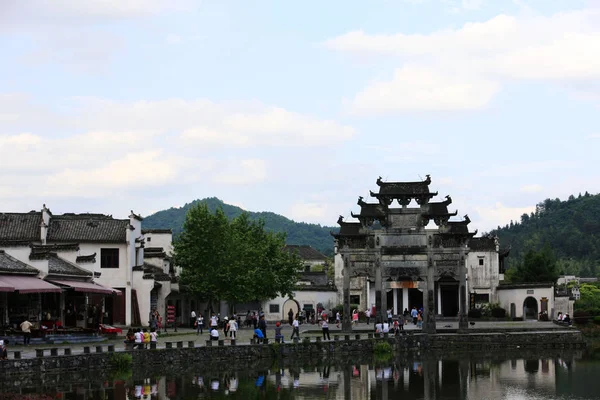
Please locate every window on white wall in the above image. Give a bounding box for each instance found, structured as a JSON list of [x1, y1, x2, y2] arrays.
[[479, 259, 484, 266], [100, 249, 119, 268], [269, 304, 279, 313]]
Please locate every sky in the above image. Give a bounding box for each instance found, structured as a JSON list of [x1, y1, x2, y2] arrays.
[[1, 0, 599, 233]]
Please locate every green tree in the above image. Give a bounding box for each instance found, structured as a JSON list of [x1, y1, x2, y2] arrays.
[[506, 245, 559, 283], [174, 203, 302, 312]]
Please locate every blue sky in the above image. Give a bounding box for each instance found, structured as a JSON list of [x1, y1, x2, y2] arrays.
[[0, 0, 599, 232]]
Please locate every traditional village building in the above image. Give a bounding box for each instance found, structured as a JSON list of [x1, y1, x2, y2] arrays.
[[0, 206, 178, 329], [261, 245, 337, 322], [332, 176, 564, 330]]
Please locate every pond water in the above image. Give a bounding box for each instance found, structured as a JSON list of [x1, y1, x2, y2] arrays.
[[4, 349, 600, 399]]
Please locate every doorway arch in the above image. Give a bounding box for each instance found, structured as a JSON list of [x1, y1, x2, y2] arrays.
[[523, 297, 538, 320], [283, 299, 300, 323]]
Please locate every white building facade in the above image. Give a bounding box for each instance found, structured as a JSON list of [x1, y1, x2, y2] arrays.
[[0, 205, 178, 327]]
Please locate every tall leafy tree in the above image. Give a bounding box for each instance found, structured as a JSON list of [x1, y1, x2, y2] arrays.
[[174, 203, 302, 312], [506, 245, 559, 284]]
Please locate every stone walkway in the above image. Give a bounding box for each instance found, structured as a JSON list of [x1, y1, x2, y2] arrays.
[[6, 320, 560, 359]]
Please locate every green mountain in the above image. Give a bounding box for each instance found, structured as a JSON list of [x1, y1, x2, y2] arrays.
[[490, 192, 600, 278], [143, 197, 337, 256]]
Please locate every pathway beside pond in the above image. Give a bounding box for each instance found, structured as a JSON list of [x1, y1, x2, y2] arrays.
[[5, 320, 562, 359]]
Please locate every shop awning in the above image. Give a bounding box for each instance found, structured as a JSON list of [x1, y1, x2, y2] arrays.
[[0, 280, 15, 292], [0, 275, 62, 293], [47, 279, 118, 295]]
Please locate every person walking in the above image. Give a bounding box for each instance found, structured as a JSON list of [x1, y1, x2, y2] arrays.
[[228, 317, 238, 339], [290, 315, 300, 340], [1, 339, 8, 360], [210, 313, 218, 332], [352, 309, 359, 325], [258, 316, 267, 339], [387, 308, 393, 325], [365, 309, 371, 325], [335, 311, 341, 328], [20, 318, 33, 346], [190, 310, 197, 328], [196, 314, 204, 335], [411, 307, 418, 325], [288, 308, 294, 326], [320, 316, 331, 340]]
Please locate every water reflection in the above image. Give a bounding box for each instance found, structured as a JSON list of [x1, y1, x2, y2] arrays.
[[3, 351, 599, 400]]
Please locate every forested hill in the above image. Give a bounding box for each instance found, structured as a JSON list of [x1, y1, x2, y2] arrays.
[[490, 192, 600, 277], [143, 197, 337, 256]]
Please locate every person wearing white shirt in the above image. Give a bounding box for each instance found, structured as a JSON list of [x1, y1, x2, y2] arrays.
[[320, 317, 330, 340], [210, 328, 219, 341], [134, 329, 143, 349], [382, 322, 390, 333], [228, 318, 238, 339], [375, 321, 383, 334], [291, 316, 300, 339]]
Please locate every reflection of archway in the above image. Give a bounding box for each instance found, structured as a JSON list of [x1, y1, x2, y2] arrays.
[[523, 297, 538, 320], [283, 299, 300, 322]]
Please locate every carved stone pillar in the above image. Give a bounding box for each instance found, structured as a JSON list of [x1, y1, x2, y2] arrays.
[[424, 248, 436, 333], [459, 251, 469, 331], [342, 256, 352, 332], [375, 258, 383, 323]]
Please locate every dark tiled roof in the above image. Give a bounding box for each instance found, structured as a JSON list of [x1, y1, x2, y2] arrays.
[[284, 245, 327, 261], [0, 212, 41, 241], [144, 247, 167, 258], [444, 215, 472, 235], [142, 229, 172, 234], [0, 250, 40, 274], [375, 175, 432, 196], [351, 197, 387, 219], [47, 214, 129, 243], [469, 236, 497, 251], [422, 196, 457, 217], [142, 263, 171, 281], [76, 253, 96, 263], [48, 254, 93, 277], [30, 244, 80, 260], [298, 271, 329, 286]]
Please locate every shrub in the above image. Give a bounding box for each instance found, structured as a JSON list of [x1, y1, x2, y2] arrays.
[[108, 353, 132, 372], [373, 341, 393, 355], [491, 307, 506, 318], [574, 310, 592, 325], [468, 308, 482, 318], [593, 316, 600, 325]]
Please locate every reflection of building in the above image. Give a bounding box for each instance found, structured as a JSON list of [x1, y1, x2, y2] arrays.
[[0, 205, 179, 328]]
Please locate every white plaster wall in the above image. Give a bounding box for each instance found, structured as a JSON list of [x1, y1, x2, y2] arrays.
[[334, 253, 344, 304], [132, 270, 155, 326], [262, 290, 338, 322], [554, 296, 574, 318], [143, 233, 173, 255], [497, 287, 554, 319], [467, 250, 500, 302]]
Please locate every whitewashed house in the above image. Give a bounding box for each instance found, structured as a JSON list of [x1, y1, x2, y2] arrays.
[[0, 205, 177, 327], [261, 245, 337, 321]]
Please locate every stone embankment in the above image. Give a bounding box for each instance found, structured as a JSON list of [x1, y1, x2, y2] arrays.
[[0, 329, 585, 376]]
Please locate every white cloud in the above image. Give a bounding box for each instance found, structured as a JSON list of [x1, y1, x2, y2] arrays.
[[0, 1, 191, 72], [520, 184, 543, 193], [475, 202, 536, 231], [586, 133, 600, 139], [0, 95, 352, 202], [325, 8, 600, 113], [350, 67, 500, 113], [213, 159, 268, 185], [166, 34, 182, 44], [289, 202, 328, 221]]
